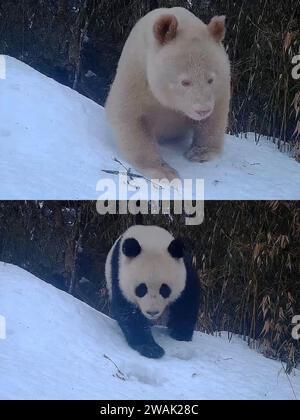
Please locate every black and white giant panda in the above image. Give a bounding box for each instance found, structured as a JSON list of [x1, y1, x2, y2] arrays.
[[105, 225, 201, 359]]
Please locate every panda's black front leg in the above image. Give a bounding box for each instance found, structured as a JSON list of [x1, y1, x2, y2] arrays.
[[119, 317, 165, 359], [112, 300, 165, 359], [168, 256, 201, 342]]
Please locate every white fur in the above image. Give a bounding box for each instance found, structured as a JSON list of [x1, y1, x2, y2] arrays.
[[106, 7, 231, 181], [105, 225, 186, 320]]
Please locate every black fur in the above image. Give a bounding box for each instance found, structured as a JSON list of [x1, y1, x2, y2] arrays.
[[168, 253, 201, 341], [122, 238, 142, 258], [168, 239, 184, 259], [110, 238, 201, 359]]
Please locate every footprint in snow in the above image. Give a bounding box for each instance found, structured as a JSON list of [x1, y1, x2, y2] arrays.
[[123, 362, 167, 386], [167, 343, 198, 361]]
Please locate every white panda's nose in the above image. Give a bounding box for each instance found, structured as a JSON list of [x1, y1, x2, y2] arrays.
[[193, 105, 213, 120], [147, 311, 160, 318]]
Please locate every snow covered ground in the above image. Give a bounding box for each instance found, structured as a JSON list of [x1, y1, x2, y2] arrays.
[[0, 55, 300, 200], [0, 262, 299, 401]]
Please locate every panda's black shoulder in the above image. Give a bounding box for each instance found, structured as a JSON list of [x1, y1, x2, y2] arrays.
[[111, 236, 123, 286]]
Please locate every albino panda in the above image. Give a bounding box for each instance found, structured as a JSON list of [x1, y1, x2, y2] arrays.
[[105, 7, 231, 181], [105, 225, 201, 359]]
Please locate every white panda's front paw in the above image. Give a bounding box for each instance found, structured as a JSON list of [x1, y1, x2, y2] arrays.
[[144, 164, 180, 183], [135, 343, 165, 359], [185, 146, 221, 163]]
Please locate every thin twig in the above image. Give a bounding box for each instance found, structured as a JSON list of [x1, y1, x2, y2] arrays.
[[102, 158, 171, 190], [104, 354, 126, 381], [281, 362, 298, 401]]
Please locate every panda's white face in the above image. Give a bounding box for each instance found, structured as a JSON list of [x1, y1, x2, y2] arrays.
[[134, 279, 174, 320], [118, 226, 187, 320]]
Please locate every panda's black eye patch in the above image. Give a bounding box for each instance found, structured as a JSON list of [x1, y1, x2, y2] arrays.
[[135, 283, 148, 298], [160, 284, 171, 299], [122, 238, 142, 258]]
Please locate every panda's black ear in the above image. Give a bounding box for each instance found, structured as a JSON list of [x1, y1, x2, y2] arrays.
[[122, 238, 142, 258], [168, 239, 184, 259]]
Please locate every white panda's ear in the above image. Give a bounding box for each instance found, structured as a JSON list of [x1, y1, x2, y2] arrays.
[[168, 239, 184, 260], [153, 14, 178, 45], [208, 16, 226, 43], [122, 238, 142, 258]]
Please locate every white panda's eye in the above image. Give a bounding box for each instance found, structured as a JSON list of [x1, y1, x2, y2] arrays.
[[160, 284, 171, 299], [208, 77, 214, 85], [181, 79, 193, 87], [135, 283, 148, 298]]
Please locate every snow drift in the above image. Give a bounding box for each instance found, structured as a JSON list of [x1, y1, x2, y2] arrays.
[[0, 55, 300, 200], [0, 262, 299, 400]]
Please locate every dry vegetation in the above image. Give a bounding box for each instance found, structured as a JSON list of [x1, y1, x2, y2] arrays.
[[0, 201, 299, 370]]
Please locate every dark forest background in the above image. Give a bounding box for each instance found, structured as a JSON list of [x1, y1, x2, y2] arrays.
[[0, 201, 299, 370], [0, 0, 299, 156]]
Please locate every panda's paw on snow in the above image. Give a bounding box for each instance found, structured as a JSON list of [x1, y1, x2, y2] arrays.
[[134, 343, 165, 359]]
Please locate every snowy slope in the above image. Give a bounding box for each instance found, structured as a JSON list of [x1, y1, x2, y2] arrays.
[[0, 262, 299, 401], [0, 55, 300, 200]]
